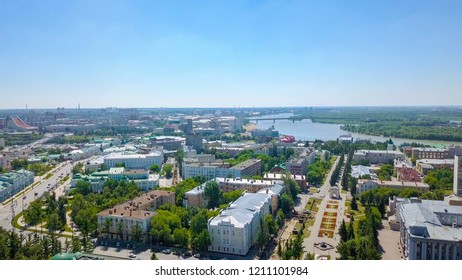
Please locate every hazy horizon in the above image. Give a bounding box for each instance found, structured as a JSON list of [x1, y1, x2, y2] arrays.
[[1, 1, 462, 109]]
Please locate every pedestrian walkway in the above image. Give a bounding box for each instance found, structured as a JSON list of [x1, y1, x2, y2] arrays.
[[302, 156, 347, 260]]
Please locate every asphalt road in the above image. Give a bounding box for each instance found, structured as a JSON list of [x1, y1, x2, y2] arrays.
[[0, 162, 73, 231]]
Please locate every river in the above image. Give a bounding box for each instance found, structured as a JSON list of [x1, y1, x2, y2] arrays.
[[251, 113, 462, 147]]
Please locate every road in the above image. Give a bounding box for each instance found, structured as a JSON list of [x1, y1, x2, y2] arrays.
[[0, 161, 73, 231]]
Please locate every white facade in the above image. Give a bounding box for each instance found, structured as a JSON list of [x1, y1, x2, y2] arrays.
[[353, 150, 405, 164], [0, 169, 34, 202], [356, 179, 430, 195], [208, 193, 271, 256], [104, 152, 163, 170], [397, 198, 462, 260]]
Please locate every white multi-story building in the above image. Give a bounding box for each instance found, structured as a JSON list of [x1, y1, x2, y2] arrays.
[[182, 159, 262, 180], [72, 167, 159, 192], [104, 152, 163, 170], [397, 197, 462, 260], [353, 150, 405, 164], [208, 193, 271, 256]]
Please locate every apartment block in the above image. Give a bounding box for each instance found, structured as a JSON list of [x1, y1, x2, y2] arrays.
[[97, 190, 175, 241]]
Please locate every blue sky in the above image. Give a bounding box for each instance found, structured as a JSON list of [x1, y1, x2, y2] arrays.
[[1, 0, 461, 108]]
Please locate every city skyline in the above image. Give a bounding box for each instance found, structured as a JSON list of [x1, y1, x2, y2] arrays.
[[1, 1, 462, 108]]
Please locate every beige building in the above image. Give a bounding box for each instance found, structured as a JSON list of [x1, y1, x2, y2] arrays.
[[412, 147, 449, 160], [416, 159, 454, 175], [97, 190, 175, 241], [357, 179, 430, 195]]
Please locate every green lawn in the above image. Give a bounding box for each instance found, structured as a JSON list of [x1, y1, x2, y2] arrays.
[[344, 201, 366, 220]]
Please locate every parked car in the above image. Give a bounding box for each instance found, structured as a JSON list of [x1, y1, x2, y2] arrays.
[[173, 250, 181, 256], [193, 253, 201, 258], [183, 251, 192, 257], [162, 249, 171, 254], [128, 253, 137, 259]]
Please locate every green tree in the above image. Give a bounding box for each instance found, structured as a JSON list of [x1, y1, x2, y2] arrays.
[[173, 228, 189, 247], [103, 218, 112, 238], [57, 197, 67, 227], [162, 164, 174, 178], [256, 218, 270, 252], [264, 214, 277, 236], [351, 195, 358, 211], [72, 237, 82, 253], [347, 218, 355, 241], [280, 193, 295, 216], [204, 181, 222, 209], [194, 230, 211, 252], [23, 200, 42, 226], [292, 233, 304, 260], [307, 170, 324, 186], [72, 162, 84, 174], [11, 159, 28, 170], [149, 164, 160, 173], [339, 220, 348, 242], [46, 213, 62, 231], [284, 177, 300, 201], [131, 223, 144, 243], [376, 164, 394, 181], [150, 252, 159, 260], [74, 180, 91, 196], [276, 209, 285, 228]]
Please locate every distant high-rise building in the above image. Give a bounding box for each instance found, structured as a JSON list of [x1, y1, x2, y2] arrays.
[[186, 133, 203, 153], [454, 155, 462, 196]]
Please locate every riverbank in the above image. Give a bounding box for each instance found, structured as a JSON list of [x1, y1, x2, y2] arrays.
[[253, 114, 462, 147]]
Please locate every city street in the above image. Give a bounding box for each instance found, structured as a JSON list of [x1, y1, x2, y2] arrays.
[[0, 162, 73, 230]]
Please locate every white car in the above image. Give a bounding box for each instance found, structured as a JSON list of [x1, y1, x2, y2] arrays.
[[128, 253, 137, 259]]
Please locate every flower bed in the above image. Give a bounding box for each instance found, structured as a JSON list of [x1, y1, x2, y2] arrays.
[[323, 211, 338, 217], [318, 230, 335, 238], [322, 217, 337, 224], [320, 223, 336, 231]]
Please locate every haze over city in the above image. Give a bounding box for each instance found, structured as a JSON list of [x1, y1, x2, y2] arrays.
[[1, 0, 462, 108]]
